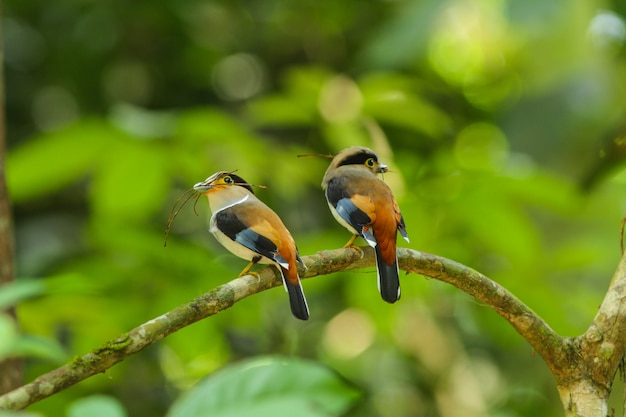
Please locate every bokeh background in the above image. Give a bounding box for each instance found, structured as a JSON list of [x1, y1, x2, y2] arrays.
[[4, 0, 626, 416]]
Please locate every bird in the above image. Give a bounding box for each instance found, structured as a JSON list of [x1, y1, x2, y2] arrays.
[[321, 146, 409, 303], [193, 171, 309, 320]]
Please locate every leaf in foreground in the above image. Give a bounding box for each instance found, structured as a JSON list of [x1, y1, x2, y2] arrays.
[[167, 356, 362, 417]]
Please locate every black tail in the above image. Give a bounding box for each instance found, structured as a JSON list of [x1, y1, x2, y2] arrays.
[[375, 246, 401, 303], [285, 279, 310, 320]]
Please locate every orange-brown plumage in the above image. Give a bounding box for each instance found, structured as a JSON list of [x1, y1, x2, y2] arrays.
[[372, 200, 399, 266], [194, 171, 309, 320], [244, 210, 301, 287], [322, 146, 409, 303]]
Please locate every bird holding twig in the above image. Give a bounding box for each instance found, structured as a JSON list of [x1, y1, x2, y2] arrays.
[[191, 171, 310, 320]]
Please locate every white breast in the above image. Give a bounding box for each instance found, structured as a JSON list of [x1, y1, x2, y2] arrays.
[[327, 201, 359, 235], [209, 194, 273, 265]]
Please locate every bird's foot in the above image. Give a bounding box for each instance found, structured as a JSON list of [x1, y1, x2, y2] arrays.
[[238, 269, 261, 284], [238, 257, 262, 281], [343, 240, 365, 259]]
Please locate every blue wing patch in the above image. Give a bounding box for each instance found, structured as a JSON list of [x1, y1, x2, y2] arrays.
[[335, 198, 372, 230], [215, 210, 279, 262]]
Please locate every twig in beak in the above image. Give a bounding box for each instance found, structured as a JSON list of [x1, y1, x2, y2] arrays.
[[164, 188, 199, 247]]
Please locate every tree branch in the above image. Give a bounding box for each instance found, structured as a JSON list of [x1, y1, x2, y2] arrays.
[[0, 247, 562, 410], [548, 252, 626, 416], [579, 250, 626, 388]]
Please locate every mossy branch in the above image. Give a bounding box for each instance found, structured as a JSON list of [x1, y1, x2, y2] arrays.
[[0, 247, 597, 410]]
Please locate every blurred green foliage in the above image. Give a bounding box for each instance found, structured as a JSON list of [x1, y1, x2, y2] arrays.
[[0, 281, 66, 364], [4, 0, 626, 416]]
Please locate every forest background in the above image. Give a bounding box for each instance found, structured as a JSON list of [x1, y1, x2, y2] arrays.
[[3, 0, 626, 416]]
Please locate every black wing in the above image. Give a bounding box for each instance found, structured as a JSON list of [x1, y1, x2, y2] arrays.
[[214, 209, 278, 261], [326, 177, 372, 230]]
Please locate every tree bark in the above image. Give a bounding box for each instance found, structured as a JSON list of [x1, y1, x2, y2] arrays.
[[552, 247, 626, 417], [557, 380, 608, 417], [0, 0, 23, 394]]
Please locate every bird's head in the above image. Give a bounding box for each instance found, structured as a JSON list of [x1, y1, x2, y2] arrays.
[[193, 171, 255, 194], [327, 146, 388, 175]]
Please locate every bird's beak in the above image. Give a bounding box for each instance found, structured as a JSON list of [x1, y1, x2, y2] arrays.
[[193, 181, 213, 192], [377, 162, 389, 174]]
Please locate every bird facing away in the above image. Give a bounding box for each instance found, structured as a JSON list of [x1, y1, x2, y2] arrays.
[[322, 146, 409, 303], [194, 171, 309, 320]]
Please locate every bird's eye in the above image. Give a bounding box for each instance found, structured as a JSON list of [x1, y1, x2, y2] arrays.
[[223, 176, 233, 184], [365, 158, 376, 167]]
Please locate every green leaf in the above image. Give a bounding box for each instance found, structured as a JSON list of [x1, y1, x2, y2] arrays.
[[246, 94, 315, 127], [12, 335, 68, 363], [67, 395, 127, 417], [360, 73, 451, 138], [167, 356, 362, 417], [90, 140, 170, 222], [0, 315, 18, 360], [0, 306, 66, 362], [175, 108, 253, 145], [6, 119, 116, 203], [0, 280, 46, 310], [282, 66, 332, 106]]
